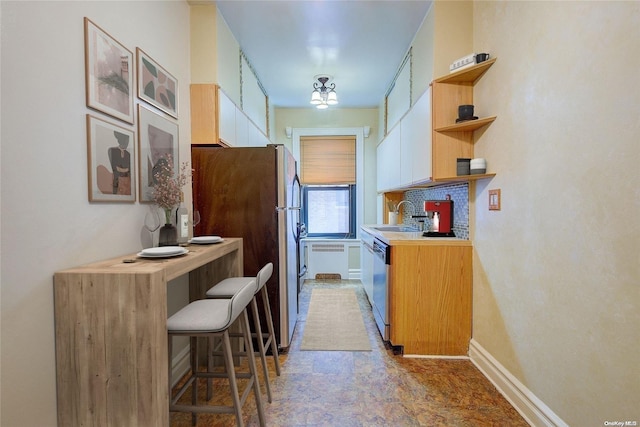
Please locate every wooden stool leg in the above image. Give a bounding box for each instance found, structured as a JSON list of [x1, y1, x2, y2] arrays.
[[250, 296, 272, 403], [206, 336, 214, 400], [260, 286, 281, 376], [242, 309, 266, 427], [168, 335, 173, 402], [222, 330, 244, 427], [190, 337, 198, 426]]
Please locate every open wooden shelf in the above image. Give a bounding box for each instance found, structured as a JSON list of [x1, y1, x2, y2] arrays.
[[431, 57, 497, 182], [433, 173, 496, 183], [434, 57, 497, 84], [435, 115, 497, 133]]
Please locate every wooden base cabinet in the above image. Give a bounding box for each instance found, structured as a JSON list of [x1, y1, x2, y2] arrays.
[[388, 243, 472, 355]]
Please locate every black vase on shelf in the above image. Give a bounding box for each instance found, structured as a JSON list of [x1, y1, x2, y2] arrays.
[[159, 223, 178, 246]]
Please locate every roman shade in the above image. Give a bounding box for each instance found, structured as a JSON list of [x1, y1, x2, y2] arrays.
[[300, 136, 356, 185]]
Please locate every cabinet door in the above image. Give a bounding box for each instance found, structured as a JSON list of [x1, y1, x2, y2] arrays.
[[389, 244, 472, 355], [409, 88, 432, 183], [400, 87, 432, 186], [399, 116, 413, 186], [376, 124, 401, 191], [248, 119, 271, 147], [246, 121, 258, 147], [257, 129, 270, 147], [218, 89, 236, 145], [190, 84, 217, 145], [235, 108, 248, 146]]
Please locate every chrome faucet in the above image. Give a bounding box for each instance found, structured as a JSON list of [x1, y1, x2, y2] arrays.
[[395, 200, 415, 214], [395, 200, 416, 226]]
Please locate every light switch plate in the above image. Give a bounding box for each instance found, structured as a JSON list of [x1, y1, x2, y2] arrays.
[[489, 189, 501, 210]]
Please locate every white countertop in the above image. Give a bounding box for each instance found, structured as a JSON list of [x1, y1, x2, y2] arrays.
[[361, 224, 471, 246]]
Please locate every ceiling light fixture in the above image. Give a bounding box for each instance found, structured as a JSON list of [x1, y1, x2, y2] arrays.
[[310, 75, 338, 109]]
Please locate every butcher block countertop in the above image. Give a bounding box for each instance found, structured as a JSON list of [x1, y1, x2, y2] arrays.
[[361, 225, 472, 246]]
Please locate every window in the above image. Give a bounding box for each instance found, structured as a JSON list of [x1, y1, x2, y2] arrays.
[[302, 185, 356, 238], [299, 135, 356, 238], [292, 129, 364, 239]]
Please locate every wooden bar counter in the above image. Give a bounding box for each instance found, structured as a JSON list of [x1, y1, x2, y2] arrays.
[[53, 238, 243, 427]]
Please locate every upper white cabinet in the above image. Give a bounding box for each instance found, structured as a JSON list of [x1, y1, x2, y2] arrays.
[[218, 89, 236, 145], [376, 123, 402, 192], [234, 107, 249, 147], [377, 88, 431, 192], [401, 87, 432, 185], [190, 84, 270, 147], [248, 124, 270, 147]]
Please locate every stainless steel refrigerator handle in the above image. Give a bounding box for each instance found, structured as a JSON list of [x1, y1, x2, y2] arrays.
[[275, 206, 300, 211]]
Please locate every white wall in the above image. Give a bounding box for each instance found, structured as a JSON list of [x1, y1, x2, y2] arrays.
[[472, 2, 639, 425], [216, 8, 241, 104], [0, 2, 191, 425]]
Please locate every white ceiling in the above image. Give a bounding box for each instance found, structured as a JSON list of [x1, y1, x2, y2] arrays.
[[215, 1, 433, 109]]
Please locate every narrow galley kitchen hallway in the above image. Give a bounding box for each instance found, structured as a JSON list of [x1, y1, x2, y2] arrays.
[[171, 280, 528, 426]]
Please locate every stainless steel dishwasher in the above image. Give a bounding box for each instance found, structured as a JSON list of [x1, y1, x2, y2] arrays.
[[372, 238, 390, 341]]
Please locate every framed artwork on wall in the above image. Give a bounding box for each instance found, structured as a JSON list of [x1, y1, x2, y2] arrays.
[[86, 114, 136, 202], [137, 105, 179, 202], [137, 48, 178, 118], [84, 17, 135, 124]]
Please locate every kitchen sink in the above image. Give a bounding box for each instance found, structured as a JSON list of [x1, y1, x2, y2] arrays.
[[373, 225, 420, 232]]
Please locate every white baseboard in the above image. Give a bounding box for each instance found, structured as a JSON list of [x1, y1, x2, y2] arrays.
[[469, 339, 568, 427], [349, 268, 361, 280], [404, 354, 469, 360], [170, 345, 191, 388]]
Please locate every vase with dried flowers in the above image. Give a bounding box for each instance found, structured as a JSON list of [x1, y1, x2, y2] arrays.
[[151, 154, 190, 246]]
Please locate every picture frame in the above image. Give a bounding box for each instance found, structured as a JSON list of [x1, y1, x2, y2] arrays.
[[86, 114, 136, 202], [84, 17, 135, 124], [137, 105, 179, 203], [137, 48, 178, 118]]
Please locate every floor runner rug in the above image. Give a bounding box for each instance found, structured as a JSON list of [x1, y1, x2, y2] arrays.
[[300, 288, 371, 351]]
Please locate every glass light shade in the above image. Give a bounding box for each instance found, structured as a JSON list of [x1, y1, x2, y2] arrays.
[[310, 90, 322, 104], [326, 91, 338, 105], [316, 103, 329, 109]]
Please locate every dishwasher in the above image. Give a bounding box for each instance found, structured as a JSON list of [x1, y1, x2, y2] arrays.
[[372, 238, 390, 341]]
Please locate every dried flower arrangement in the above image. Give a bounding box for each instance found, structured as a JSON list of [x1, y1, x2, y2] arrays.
[[151, 154, 190, 224]]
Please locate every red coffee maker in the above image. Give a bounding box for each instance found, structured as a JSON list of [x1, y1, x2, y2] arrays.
[[423, 200, 455, 237]]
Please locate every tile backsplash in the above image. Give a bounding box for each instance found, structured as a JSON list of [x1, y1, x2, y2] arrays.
[[401, 183, 469, 240]]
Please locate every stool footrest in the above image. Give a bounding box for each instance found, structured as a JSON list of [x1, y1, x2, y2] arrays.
[[171, 371, 256, 412], [171, 403, 236, 415]]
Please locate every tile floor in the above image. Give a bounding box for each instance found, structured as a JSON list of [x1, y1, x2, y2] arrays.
[[170, 279, 529, 426]]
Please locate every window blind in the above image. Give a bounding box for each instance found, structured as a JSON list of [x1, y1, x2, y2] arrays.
[[300, 136, 356, 184]]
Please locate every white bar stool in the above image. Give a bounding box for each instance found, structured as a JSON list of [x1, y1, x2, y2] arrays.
[[206, 263, 281, 403], [167, 278, 265, 427]]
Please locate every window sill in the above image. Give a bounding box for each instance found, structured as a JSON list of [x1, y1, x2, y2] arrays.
[[301, 237, 360, 242]]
